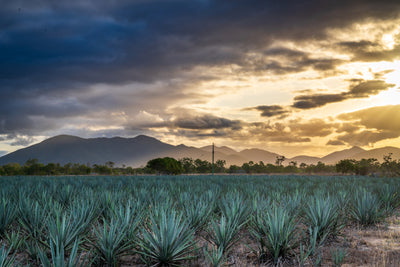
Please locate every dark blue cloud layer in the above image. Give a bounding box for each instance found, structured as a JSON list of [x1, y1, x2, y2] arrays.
[[0, 0, 399, 141]]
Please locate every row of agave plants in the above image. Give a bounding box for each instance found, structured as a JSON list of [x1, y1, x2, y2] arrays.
[[0, 175, 399, 266]]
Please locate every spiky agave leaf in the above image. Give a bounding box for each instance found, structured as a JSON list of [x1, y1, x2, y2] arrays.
[[138, 210, 195, 266], [109, 200, 143, 243], [203, 245, 226, 267], [0, 198, 16, 237], [331, 246, 348, 267], [205, 215, 244, 256], [378, 184, 400, 216], [0, 243, 17, 267], [39, 238, 92, 267], [218, 194, 249, 226], [351, 190, 385, 226], [181, 194, 214, 232], [304, 196, 343, 241], [69, 198, 100, 230], [4, 229, 26, 252], [18, 199, 49, 242], [46, 212, 88, 252], [251, 204, 299, 265], [91, 217, 132, 267]]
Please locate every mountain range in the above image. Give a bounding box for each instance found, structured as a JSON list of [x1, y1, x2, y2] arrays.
[[0, 134, 399, 167]]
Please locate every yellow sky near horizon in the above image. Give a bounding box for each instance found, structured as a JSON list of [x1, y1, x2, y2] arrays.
[[1, 13, 400, 158]]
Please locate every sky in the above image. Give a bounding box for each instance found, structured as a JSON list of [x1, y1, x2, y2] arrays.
[[1, 0, 400, 157]]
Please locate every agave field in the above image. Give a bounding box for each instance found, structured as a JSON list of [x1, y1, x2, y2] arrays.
[[0, 175, 400, 266]]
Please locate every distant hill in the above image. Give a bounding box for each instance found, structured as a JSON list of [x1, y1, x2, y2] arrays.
[[0, 135, 248, 167], [290, 155, 321, 165], [0, 134, 399, 167], [238, 149, 280, 164], [321, 146, 366, 164], [352, 147, 400, 162], [0, 135, 176, 167]]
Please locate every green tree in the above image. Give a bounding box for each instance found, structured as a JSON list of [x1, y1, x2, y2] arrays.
[[147, 157, 183, 175], [354, 158, 378, 176], [228, 164, 242, 173], [381, 153, 400, 176], [215, 159, 226, 173], [242, 161, 254, 174], [275, 155, 285, 166], [2, 163, 22, 175], [336, 159, 356, 174], [44, 163, 60, 175], [24, 158, 45, 175], [194, 159, 212, 173], [179, 157, 196, 173], [93, 164, 113, 175]]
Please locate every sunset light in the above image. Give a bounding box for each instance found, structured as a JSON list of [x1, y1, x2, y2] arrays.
[[0, 1, 400, 158]]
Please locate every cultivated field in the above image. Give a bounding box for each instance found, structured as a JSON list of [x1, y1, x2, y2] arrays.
[[1, 175, 400, 266]]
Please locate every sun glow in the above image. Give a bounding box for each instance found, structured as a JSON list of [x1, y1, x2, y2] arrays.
[[371, 60, 400, 106], [385, 62, 400, 87]]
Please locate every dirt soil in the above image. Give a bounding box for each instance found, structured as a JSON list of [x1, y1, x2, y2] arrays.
[[9, 214, 400, 266], [116, 213, 400, 266]]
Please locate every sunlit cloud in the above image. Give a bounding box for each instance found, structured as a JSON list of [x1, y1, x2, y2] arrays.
[[1, 1, 400, 156]]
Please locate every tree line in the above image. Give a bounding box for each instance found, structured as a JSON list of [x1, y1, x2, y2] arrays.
[[0, 154, 399, 176]]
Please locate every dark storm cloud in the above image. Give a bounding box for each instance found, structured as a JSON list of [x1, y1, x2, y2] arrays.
[[0, 134, 37, 146], [245, 105, 290, 118], [173, 115, 242, 130], [124, 114, 243, 132], [240, 47, 344, 75], [293, 94, 346, 109], [292, 79, 395, 109], [1, 0, 400, 138], [10, 136, 36, 146], [338, 40, 400, 62], [326, 140, 346, 146], [128, 113, 335, 144]]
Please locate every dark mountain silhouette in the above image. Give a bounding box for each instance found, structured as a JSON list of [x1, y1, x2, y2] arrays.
[[0, 135, 399, 167], [352, 146, 400, 162], [238, 148, 280, 164], [290, 155, 321, 165], [0, 135, 175, 167], [322, 146, 366, 164]]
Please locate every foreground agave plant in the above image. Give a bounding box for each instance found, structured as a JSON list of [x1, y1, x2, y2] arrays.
[[205, 215, 244, 256], [218, 194, 249, 226], [351, 190, 385, 226], [91, 218, 132, 267], [0, 198, 16, 237], [181, 194, 214, 232], [46, 212, 89, 253], [39, 238, 92, 267], [138, 210, 195, 266], [304, 196, 343, 241], [18, 200, 49, 241], [203, 245, 226, 267], [378, 184, 400, 216], [251, 204, 299, 265]]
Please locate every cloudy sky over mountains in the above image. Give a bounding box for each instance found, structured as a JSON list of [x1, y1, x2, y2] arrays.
[[1, 0, 400, 157]]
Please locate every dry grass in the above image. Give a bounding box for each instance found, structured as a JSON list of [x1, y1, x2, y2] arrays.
[[111, 213, 400, 266]]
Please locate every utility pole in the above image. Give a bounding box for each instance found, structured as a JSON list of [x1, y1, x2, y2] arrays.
[[212, 142, 215, 176]]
